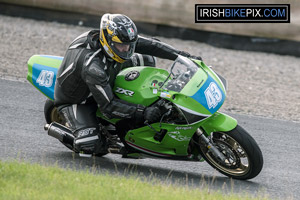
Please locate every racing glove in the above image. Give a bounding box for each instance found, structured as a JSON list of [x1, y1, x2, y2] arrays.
[[178, 51, 202, 61], [144, 106, 161, 124]]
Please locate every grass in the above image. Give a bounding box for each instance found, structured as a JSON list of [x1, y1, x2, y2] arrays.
[[0, 160, 268, 200]]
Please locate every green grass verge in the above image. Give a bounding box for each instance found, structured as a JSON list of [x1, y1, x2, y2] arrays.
[[0, 160, 267, 200]]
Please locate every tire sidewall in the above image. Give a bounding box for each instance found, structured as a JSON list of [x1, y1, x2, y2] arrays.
[[44, 99, 56, 124], [198, 125, 263, 180]]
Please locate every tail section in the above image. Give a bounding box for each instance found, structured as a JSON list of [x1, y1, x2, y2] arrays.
[[27, 55, 63, 100]]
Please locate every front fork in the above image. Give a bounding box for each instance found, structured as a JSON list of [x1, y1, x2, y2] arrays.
[[196, 128, 226, 162]]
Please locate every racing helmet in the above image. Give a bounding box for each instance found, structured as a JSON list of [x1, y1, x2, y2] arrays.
[[99, 14, 138, 63]]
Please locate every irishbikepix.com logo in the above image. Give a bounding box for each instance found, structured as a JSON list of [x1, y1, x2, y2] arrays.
[[195, 4, 290, 23]]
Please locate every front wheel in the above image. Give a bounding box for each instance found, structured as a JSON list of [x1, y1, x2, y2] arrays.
[[197, 125, 263, 180]]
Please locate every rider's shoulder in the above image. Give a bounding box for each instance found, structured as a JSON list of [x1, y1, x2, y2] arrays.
[[68, 30, 99, 50]]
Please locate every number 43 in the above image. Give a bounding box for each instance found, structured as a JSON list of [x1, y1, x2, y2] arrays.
[[204, 82, 222, 109], [36, 70, 54, 87]]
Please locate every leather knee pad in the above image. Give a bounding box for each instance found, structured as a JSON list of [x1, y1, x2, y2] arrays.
[[58, 103, 98, 131]]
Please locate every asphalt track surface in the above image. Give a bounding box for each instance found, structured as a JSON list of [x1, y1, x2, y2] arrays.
[[0, 78, 299, 199]]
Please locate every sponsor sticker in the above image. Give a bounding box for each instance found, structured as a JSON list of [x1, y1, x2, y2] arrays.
[[115, 87, 134, 96], [175, 127, 192, 130], [128, 28, 135, 40], [168, 131, 191, 142], [160, 92, 171, 98]]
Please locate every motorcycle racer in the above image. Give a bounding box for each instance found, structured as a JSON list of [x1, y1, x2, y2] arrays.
[[54, 13, 202, 156]]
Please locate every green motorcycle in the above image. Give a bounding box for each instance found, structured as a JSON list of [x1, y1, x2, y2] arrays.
[[27, 55, 263, 180]]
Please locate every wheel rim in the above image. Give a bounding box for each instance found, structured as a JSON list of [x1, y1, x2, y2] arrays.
[[50, 107, 62, 123], [201, 132, 250, 177]]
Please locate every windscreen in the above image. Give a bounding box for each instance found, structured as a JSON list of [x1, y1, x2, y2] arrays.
[[164, 56, 199, 92]]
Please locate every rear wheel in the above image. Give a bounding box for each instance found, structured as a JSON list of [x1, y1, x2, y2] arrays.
[[197, 125, 263, 180], [44, 99, 62, 124]]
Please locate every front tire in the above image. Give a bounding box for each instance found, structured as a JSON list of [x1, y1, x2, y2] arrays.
[[197, 125, 263, 180]]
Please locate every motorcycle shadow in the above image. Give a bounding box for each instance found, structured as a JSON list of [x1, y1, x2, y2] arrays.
[[48, 151, 264, 197]]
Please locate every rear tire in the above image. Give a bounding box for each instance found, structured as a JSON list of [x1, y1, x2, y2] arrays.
[[197, 125, 263, 180], [44, 99, 62, 124]]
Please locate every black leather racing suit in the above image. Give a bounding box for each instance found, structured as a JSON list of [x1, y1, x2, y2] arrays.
[[54, 30, 192, 154]]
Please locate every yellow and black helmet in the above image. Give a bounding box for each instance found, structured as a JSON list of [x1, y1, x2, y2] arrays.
[[99, 14, 138, 63]]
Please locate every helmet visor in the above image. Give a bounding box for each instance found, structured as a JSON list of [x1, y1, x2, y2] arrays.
[[110, 41, 136, 60]]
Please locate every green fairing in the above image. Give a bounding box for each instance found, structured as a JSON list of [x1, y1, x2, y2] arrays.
[[125, 123, 198, 156], [200, 112, 237, 135], [163, 61, 227, 116], [27, 55, 62, 83], [180, 66, 208, 96], [28, 55, 62, 69], [113, 64, 213, 115], [169, 94, 211, 116], [120, 60, 236, 156], [124, 113, 237, 156], [167, 67, 211, 115], [27, 55, 63, 100], [194, 59, 226, 94]]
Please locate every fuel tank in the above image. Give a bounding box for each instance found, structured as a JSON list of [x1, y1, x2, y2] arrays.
[[113, 67, 169, 106]]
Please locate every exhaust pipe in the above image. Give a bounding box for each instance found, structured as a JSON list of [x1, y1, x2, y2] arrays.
[[44, 122, 74, 146]]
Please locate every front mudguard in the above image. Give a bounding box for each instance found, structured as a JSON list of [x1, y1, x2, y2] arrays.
[[200, 112, 237, 136]]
